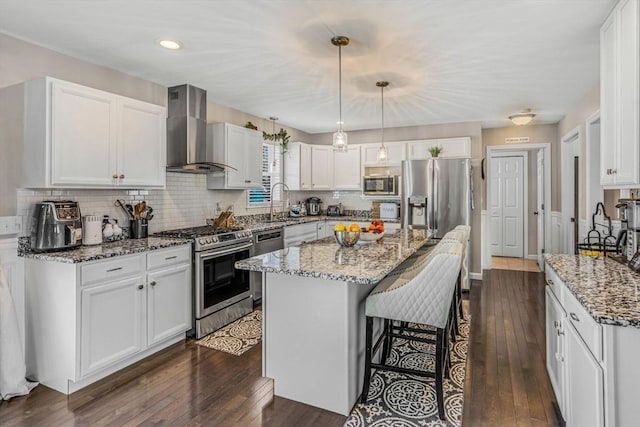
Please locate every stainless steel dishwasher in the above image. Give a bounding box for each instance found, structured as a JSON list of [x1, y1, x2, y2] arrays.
[[251, 228, 284, 305]]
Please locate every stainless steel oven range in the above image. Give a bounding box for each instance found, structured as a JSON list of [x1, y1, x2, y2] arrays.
[[155, 226, 253, 338]]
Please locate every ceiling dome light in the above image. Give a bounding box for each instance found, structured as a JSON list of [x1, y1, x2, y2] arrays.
[[509, 109, 535, 126], [159, 39, 183, 50], [331, 36, 350, 152]]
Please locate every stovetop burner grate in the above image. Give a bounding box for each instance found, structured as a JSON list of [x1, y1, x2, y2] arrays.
[[155, 225, 245, 239]]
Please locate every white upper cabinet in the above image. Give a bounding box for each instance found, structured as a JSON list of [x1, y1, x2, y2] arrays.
[[408, 137, 471, 159], [310, 145, 334, 190], [206, 123, 263, 189], [362, 143, 406, 165], [333, 146, 361, 190], [23, 77, 166, 189], [600, 0, 640, 187], [284, 142, 312, 190]]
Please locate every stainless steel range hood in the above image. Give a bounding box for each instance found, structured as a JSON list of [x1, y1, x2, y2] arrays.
[[166, 84, 227, 173]]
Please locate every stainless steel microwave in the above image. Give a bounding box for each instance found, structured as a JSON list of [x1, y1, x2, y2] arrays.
[[363, 176, 399, 195]]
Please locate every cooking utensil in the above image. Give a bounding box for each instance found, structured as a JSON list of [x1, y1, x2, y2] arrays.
[[126, 204, 134, 218], [115, 200, 134, 220]]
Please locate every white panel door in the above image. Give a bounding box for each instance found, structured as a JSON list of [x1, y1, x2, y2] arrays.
[[501, 157, 524, 257], [490, 156, 524, 257], [537, 150, 545, 268]]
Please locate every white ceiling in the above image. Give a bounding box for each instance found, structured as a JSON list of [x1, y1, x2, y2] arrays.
[[0, 0, 615, 133]]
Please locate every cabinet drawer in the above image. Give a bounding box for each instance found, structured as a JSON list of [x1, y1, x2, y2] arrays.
[[147, 245, 191, 270], [545, 265, 563, 304], [81, 255, 144, 286], [563, 286, 602, 361]]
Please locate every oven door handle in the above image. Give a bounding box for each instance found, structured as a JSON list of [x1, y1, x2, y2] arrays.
[[199, 242, 253, 260]]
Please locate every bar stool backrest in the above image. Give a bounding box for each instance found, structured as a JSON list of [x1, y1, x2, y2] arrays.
[[366, 242, 463, 328]]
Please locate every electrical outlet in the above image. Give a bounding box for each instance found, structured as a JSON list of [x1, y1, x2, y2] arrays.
[[0, 216, 23, 235]]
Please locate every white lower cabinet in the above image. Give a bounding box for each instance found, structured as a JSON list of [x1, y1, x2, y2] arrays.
[[25, 244, 191, 394], [284, 222, 318, 247], [545, 286, 566, 417], [80, 275, 145, 377], [565, 320, 605, 427], [147, 263, 191, 346]]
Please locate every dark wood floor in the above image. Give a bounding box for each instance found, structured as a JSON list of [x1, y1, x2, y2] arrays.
[[1, 269, 562, 426]]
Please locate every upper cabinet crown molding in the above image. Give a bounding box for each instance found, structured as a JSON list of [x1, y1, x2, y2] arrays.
[[22, 77, 166, 189], [600, 0, 640, 188], [206, 122, 263, 190]]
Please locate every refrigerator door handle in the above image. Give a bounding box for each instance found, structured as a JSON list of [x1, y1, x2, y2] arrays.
[[432, 166, 438, 231]]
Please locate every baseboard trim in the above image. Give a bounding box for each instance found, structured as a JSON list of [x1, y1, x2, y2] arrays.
[[526, 254, 538, 260], [470, 272, 483, 281]]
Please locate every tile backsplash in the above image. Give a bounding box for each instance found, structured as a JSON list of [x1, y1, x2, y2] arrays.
[[16, 174, 383, 236]]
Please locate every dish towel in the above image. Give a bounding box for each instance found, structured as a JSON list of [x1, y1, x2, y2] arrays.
[[0, 262, 38, 400]]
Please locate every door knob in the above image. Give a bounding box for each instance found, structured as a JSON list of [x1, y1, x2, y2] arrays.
[[534, 211, 539, 216]]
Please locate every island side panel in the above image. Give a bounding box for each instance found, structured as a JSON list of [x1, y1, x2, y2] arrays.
[[263, 272, 376, 416]]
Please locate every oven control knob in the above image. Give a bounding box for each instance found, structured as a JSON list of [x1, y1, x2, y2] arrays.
[[212, 236, 219, 243]]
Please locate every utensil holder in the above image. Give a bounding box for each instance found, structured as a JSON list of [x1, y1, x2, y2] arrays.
[[130, 219, 148, 239]]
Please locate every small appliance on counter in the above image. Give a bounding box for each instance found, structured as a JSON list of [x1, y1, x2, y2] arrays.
[[379, 202, 400, 220], [289, 202, 307, 217], [82, 215, 102, 245], [305, 197, 322, 216], [31, 200, 82, 251], [326, 203, 344, 217], [617, 199, 640, 260]]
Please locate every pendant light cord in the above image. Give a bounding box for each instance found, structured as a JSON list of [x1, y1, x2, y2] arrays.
[[380, 84, 385, 146], [338, 45, 343, 132]]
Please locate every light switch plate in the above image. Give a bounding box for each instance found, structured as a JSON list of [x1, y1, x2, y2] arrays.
[[0, 216, 23, 235]]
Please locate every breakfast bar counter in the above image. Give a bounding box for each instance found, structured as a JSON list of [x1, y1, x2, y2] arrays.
[[235, 229, 430, 415]]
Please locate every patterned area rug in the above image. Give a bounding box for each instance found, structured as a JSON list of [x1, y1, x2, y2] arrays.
[[344, 314, 470, 427], [195, 310, 262, 356]]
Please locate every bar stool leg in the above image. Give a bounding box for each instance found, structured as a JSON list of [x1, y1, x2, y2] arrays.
[[361, 316, 374, 403], [458, 274, 465, 320], [435, 328, 446, 421], [381, 319, 392, 364]]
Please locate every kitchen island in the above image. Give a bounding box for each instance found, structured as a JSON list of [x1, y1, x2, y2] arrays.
[[235, 229, 430, 415]]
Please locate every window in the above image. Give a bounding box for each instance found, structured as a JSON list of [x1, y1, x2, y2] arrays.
[[248, 143, 282, 207]]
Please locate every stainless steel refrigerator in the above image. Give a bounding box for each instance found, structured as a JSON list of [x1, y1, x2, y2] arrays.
[[401, 158, 472, 289], [401, 158, 471, 236]]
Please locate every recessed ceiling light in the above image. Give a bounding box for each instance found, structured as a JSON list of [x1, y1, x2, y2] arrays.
[[159, 39, 183, 50]]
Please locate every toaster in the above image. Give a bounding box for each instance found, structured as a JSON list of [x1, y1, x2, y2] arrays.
[[327, 203, 344, 216], [31, 200, 82, 251]]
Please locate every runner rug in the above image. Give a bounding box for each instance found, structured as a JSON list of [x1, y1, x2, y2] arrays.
[[195, 309, 262, 356], [344, 312, 471, 427]]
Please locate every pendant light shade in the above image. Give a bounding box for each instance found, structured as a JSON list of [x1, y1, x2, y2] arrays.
[[376, 81, 389, 162], [332, 36, 349, 152]]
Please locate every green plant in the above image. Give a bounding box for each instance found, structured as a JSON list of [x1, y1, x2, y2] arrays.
[[428, 145, 443, 157], [263, 128, 290, 154], [244, 121, 258, 130]]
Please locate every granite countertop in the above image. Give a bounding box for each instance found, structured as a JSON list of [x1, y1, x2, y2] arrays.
[[544, 254, 640, 328], [235, 229, 430, 285], [20, 237, 191, 264]]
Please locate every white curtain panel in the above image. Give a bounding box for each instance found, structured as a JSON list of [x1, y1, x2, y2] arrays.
[[0, 263, 37, 400]]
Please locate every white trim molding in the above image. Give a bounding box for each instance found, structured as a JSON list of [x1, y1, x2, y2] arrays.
[[469, 272, 483, 281], [551, 211, 564, 254]]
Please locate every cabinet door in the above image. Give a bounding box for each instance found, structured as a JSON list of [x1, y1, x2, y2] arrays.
[[147, 263, 191, 346], [333, 146, 361, 190], [51, 81, 117, 186], [600, 12, 617, 185], [226, 124, 250, 188], [363, 143, 405, 165], [386, 144, 406, 164], [245, 131, 264, 187], [565, 321, 604, 427], [80, 275, 145, 377], [300, 143, 312, 189], [311, 146, 334, 190], [118, 98, 166, 187], [545, 287, 566, 418], [615, 0, 639, 185], [408, 138, 470, 160]]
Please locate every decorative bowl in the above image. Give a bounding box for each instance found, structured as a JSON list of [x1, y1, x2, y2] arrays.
[[358, 231, 385, 242], [334, 230, 360, 247]]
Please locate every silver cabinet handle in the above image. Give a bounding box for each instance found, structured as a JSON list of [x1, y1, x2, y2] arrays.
[[245, 180, 251, 183], [150, 281, 157, 287], [113, 174, 118, 179], [570, 312, 579, 322], [165, 256, 177, 260], [546, 279, 553, 286], [556, 328, 565, 336], [106, 267, 123, 273], [553, 320, 559, 329], [138, 284, 144, 290], [119, 174, 125, 179], [612, 169, 617, 175]]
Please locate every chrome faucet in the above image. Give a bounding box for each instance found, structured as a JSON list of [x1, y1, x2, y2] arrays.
[[270, 182, 290, 222]]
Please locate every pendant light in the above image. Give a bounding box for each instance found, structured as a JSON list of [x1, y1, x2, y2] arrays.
[[376, 81, 389, 162], [331, 36, 349, 152]]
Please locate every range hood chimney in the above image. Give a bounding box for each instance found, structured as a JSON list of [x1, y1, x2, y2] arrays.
[[166, 84, 225, 173]]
